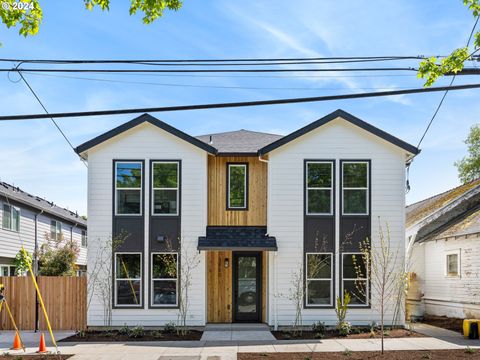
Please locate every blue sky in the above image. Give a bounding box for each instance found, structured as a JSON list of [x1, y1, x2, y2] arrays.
[[0, 0, 479, 215]]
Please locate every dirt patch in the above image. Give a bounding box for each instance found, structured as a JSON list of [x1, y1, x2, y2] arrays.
[[60, 329, 203, 342], [422, 315, 464, 334], [239, 349, 480, 360], [272, 328, 423, 340], [0, 356, 72, 359]]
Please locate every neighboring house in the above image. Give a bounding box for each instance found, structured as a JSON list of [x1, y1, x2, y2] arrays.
[[76, 109, 418, 328], [0, 182, 87, 275], [406, 179, 480, 320]]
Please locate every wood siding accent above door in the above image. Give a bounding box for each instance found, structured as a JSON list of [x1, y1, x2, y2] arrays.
[[207, 250, 232, 323], [208, 156, 267, 226]]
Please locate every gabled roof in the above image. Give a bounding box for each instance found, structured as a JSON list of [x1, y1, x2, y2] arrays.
[[258, 109, 420, 156], [0, 182, 86, 227], [75, 113, 217, 155], [196, 129, 283, 155]]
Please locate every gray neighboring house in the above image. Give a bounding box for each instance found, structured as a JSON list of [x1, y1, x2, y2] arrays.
[[0, 182, 87, 275]]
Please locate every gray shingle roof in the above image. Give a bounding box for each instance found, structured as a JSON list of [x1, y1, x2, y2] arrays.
[[198, 226, 277, 251], [196, 129, 283, 154], [0, 182, 87, 227]]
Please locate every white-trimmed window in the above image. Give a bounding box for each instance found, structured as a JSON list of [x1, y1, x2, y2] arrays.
[[151, 252, 178, 306], [81, 230, 87, 247], [306, 161, 333, 215], [342, 253, 369, 306], [446, 251, 460, 277], [115, 161, 142, 215], [50, 220, 62, 241], [306, 253, 333, 306], [0, 265, 16, 276], [2, 204, 20, 232], [342, 161, 369, 215], [114, 253, 142, 306], [227, 163, 248, 209], [152, 162, 179, 215]]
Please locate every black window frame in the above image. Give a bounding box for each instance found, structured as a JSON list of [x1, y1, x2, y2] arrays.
[[226, 162, 249, 210], [114, 161, 143, 216], [151, 161, 180, 216], [114, 252, 143, 308], [305, 161, 334, 216], [150, 252, 179, 308], [341, 252, 370, 307], [305, 252, 334, 307], [341, 160, 370, 216]]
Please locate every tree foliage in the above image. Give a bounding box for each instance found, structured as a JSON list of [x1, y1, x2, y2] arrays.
[[455, 124, 480, 183], [418, 0, 480, 87], [0, 0, 182, 38], [38, 233, 79, 276]]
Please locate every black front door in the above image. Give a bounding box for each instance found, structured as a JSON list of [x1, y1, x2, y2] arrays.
[[233, 252, 262, 322]]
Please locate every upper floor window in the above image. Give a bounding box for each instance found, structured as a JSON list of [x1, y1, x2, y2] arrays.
[[152, 162, 179, 215], [115, 161, 142, 215], [342, 161, 369, 215], [81, 230, 87, 247], [2, 204, 20, 232], [306, 161, 333, 215], [50, 220, 62, 241], [227, 163, 248, 209]]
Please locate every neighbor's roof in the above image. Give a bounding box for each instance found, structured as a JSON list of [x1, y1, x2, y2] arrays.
[[196, 129, 283, 155], [0, 182, 87, 227], [433, 207, 480, 239], [258, 109, 420, 156], [406, 178, 480, 227], [75, 110, 419, 157]]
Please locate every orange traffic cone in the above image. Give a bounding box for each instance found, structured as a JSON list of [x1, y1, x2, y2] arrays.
[[37, 333, 48, 354], [11, 331, 22, 350]]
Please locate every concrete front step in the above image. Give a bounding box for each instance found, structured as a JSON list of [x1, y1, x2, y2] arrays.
[[204, 323, 270, 331]]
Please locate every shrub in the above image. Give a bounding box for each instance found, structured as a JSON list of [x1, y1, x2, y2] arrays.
[[164, 321, 176, 333], [151, 330, 163, 339], [338, 322, 351, 337], [312, 321, 326, 336], [129, 326, 144, 338], [118, 324, 130, 336]]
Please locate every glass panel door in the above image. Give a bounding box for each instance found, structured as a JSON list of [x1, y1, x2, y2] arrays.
[[233, 252, 261, 322]]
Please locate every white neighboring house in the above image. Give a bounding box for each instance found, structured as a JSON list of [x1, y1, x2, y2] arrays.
[[77, 110, 418, 328], [406, 179, 480, 319], [0, 182, 87, 275]]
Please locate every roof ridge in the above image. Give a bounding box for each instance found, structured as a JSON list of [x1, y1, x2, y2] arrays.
[[406, 178, 480, 208], [196, 129, 283, 137]]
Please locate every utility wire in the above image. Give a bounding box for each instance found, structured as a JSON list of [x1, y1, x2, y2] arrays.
[[1, 82, 480, 122], [416, 17, 480, 149], [16, 71, 88, 168]]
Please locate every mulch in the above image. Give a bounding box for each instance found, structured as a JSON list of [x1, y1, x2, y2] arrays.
[[272, 328, 423, 340], [60, 329, 203, 342], [0, 356, 72, 359], [421, 315, 464, 334], [238, 349, 480, 359]]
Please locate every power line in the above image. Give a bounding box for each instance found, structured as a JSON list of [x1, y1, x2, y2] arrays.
[[1, 82, 480, 122], [4, 66, 419, 74], [15, 71, 88, 168], [416, 17, 479, 149], [23, 71, 418, 91]]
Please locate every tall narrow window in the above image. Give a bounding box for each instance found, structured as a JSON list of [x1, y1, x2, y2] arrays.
[[2, 204, 20, 232], [306, 253, 333, 306], [81, 230, 88, 247], [115, 162, 142, 215], [151, 253, 178, 306], [342, 161, 369, 215], [446, 253, 460, 277], [50, 220, 62, 241], [342, 253, 369, 306], [152, 162, 179, 215], [227, 163, 248, 209], [306, 161, 333, 215], [115, 253, 142, 306]]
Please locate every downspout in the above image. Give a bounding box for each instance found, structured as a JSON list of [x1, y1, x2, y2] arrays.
[[34, 209, 44, 333]]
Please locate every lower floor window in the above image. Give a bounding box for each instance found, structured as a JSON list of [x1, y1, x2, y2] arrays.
[[342, 253, 368, 306], [151, 253, 178, 306], [115, 253, 142, 306], [0, 265, 16, 276], [306, 253, 333, 306]]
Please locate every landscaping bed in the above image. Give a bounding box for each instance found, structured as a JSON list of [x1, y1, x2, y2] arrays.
[[238, 349, 480, 359], [0, 356, 72, 359], [60, 328, 203, 342], [272, 328, 423, 340], [422, 315, 464, 334]]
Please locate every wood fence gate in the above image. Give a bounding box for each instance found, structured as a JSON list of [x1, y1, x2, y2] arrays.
[[0, 276, 86, 331]]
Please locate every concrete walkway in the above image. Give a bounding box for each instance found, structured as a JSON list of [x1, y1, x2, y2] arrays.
[[201, 324, 275, 341], [0, 325, 478, 359]]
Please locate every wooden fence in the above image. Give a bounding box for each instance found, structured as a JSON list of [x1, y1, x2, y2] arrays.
[[0, 276, 86, 331]]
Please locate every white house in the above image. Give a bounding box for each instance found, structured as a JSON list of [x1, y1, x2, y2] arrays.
[[406, 179, 480, 320], [76, 109, 418, 328], [0, 182, 87, 275]]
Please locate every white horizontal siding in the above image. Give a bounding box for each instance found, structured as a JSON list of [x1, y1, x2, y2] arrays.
[[86, 122, 207, 327], [268, 118, 407, 327]]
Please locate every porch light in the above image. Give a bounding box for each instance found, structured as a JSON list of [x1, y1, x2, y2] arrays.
[[224, 258, 229, 268]]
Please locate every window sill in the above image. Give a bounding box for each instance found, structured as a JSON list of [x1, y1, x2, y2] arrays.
[[1, 227, 20, 233]]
